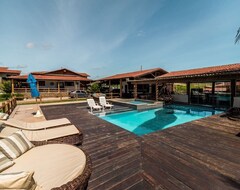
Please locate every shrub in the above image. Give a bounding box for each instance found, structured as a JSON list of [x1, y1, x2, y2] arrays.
[[13, 93, 24, 100], [0, 93, 11, 100], [0, 81, 12, 94]]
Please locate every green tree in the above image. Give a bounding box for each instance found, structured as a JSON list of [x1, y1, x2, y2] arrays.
[[88, 83, 101, 93], [0, 81, 12, 93], [235, 27, 240, 44]]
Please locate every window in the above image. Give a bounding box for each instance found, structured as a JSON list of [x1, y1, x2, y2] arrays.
[[50, 82, 55, 86], [214, 82, 231, 108], [173, 83, 187, 95], [190, 83, 212, 105], [39, 81, 45, 86], [65, 82, 74, 86]]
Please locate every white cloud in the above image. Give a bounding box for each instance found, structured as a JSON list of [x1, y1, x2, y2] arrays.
[[25, 42, 53, 50], [137, 30, 145, 37], [25, 42, 35, 49]]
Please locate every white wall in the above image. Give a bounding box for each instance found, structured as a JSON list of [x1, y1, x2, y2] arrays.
[[122, 81, 127, 93], [233, 97, 240, 107], [38, 81, 77, 91], [172, 94, 188, 103]]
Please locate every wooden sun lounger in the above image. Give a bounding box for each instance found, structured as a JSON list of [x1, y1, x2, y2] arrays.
[[3, 118, 71, 130]]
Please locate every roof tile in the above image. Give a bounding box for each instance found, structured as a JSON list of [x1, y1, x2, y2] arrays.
[[100, 68, 167, 80], [157, 63, 240, 79], [8, 74, 91, 81]]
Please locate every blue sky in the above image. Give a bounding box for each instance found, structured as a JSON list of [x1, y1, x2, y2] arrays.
[[0, 0, 240, 79]]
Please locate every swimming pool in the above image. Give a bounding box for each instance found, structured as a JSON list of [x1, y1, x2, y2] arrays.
[[99, 105, 222, 136]]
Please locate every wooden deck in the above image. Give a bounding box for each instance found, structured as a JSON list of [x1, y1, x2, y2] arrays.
[[41, 103, 240, 190]]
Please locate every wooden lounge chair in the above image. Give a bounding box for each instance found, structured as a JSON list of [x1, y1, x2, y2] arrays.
[[99, 96, 114, 110], [0, 119, 83, 145], [3, 118, 71, 130], [1, 141, 92, 190], [87, 99, 102, 113]]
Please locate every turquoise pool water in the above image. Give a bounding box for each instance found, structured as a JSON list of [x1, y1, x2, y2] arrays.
[[99, 105, 222, 136]]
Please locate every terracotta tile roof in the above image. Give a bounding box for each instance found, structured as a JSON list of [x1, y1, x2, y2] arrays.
[[8, 74, 91, 81], [78, 72, 90, 77], [0, 67, 21, 74], [157, 63, 240, 80], [31, 70, 90, 77], [31, 71, 47, 75], [100, 68, 167, 80]]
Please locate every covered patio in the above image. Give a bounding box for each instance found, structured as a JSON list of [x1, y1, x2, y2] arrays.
[[155, 63, 240, 108], [98, 68, 167, 99]]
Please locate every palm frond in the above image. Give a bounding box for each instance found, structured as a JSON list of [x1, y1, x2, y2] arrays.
[[235, 27, 240, 44]]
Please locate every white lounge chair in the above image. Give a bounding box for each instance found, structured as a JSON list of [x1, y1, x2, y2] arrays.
[[99, 96, 114, 110], [2, 118, 71, 130], [87, 99, 102, 113]]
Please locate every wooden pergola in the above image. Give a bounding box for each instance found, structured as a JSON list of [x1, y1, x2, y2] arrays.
[[98, 68, 167, 99]]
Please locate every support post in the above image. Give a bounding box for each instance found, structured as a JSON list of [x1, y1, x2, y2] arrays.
[[134, 83, 138, 99], [58, 82, 60, 93], [11, 79, 14, 94], [7, 100, 10, 114], [187, 82, 190, 104], [212, 82, 215, 106], [120, 79, 123, 98], [74, 81, 77, 90], [231, 79, 236, 107], [109, 80, 111, 98], [37, 81, 39, 90], [155, 80, 159, 101], [2, 102, 6, 113]]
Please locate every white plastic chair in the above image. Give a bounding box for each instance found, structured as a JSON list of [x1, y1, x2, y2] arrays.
[[99, 96, 114, 110], [87, 99, 102, 113]]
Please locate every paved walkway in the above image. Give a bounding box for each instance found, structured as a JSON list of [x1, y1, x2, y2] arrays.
[[9, 99, 87, 123], [10, 104, 46, 122]]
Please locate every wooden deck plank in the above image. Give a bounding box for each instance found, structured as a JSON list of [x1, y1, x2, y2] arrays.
[[191, 115, 240, 134], [143, 136, 239, 189], [41, 103, 240, 190], [144, 132, 240, 181]]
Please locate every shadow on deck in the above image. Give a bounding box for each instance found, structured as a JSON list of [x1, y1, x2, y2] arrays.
[[41, 103, 240, 190]]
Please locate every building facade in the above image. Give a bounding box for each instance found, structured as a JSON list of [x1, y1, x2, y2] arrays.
[[9, 68, 91, 97], [0, 67, 21, 83]]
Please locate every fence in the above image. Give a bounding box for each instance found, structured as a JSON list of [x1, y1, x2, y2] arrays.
[[13, 88, 121, 99], [105, 92, 120, 99], [0, 97, 17, 115], [14, 87, 84, 93], [13, 88, 86, 98]]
